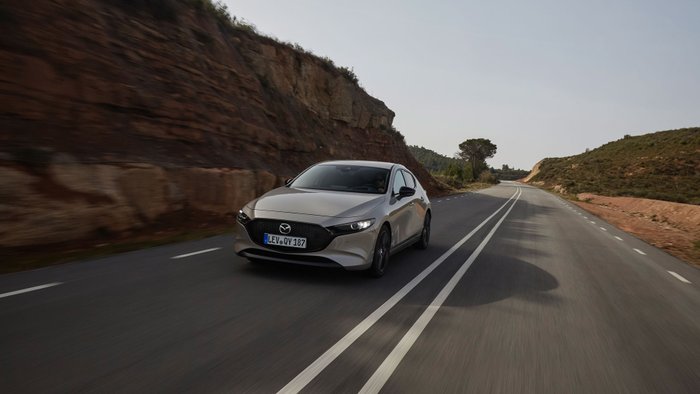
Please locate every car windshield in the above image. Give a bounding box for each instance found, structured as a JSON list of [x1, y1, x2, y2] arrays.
[[290, 164, 390, 194]]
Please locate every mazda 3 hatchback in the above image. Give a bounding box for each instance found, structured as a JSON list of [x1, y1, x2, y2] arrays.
[[233, 160, 431, 276]]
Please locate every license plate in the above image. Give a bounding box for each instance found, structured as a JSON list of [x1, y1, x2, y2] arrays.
[[264, 233, 307, 248]]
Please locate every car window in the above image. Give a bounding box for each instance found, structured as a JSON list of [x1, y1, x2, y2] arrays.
[[401, 170, 416, 189], [393, 170, 406, 195], [290, 164, 390, 194]]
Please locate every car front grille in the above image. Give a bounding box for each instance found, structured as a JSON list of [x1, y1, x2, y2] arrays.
[[245, 219, 334, 253]]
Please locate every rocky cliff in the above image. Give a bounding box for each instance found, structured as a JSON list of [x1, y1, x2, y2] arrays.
[[0, 0, 446, 252]]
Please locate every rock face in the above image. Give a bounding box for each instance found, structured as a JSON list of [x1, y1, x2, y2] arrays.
[[0, 1, 446, 249]]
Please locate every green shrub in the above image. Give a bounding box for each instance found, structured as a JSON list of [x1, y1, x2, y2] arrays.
[[338, 66, 359, 85], [478, 170, 498, 184]]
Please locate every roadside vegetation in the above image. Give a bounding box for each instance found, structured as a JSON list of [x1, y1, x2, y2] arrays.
[[409, 141, 528, 189], [530, 128, 700, 204]]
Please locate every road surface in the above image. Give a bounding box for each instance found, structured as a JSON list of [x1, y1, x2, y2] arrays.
[[1, 182, 699, 393]]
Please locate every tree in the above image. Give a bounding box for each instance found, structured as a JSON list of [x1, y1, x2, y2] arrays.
[[457, 138, 497, 180]]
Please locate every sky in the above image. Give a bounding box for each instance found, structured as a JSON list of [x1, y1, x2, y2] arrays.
[[224, 0, 700, 170]]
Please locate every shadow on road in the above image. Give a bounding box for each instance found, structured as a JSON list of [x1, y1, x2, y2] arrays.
[[238, 260, 368, 286], [445, 254, 560, 308]]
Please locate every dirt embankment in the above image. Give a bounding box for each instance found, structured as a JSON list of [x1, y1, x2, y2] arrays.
[[0, 0, 448, 267], [520, 160, 542, 183], [574, 193, 700, 267]]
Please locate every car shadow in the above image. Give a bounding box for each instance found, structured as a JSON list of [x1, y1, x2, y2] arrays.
[[236, 260, 369, 286], [443, 253, 560, 308]]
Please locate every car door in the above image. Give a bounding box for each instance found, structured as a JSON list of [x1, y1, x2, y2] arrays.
[[388, 169, 413, 247], [400, 169, 424, 238]]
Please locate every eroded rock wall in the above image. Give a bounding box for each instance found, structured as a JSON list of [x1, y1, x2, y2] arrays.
[[0, 0, 445, 248]]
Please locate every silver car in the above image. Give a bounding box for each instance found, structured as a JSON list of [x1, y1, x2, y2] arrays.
[[233, 160, 432, 276]]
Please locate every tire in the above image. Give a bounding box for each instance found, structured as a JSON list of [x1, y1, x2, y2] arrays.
[[368, 225, 391, 277], [414, 212, 431, 250]]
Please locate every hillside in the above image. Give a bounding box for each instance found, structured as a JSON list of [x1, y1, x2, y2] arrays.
[[408, 146, 462, 173], [0, 0, 447, 256], [527, 128, 700, 204]]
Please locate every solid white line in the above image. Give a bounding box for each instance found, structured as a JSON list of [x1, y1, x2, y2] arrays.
[[360, 188, 522, 394], [633, 248, 646, 255], [668, 271, 692, 284], [600, 227, 607, 231], [277, 188, 521, 394], [614, 236, 623, 241], [0, 282, 62, 299], [171, 247, 221, 259]]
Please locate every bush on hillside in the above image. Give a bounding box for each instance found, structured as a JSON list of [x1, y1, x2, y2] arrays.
[[478, 170, 499, 184]]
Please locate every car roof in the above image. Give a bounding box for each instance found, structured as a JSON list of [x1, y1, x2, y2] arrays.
[[317, 160, 397, 170]]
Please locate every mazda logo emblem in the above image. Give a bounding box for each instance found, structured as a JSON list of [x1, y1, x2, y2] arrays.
[[279, 223, 291, 235]]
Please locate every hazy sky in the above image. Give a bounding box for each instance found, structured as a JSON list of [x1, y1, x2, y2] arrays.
[[224, 0, 700, 169]]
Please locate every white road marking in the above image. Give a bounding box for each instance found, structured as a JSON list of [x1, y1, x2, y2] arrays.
[[668, 271, 691, 284], [590, 221, 596, 224], [0, 282, 62, 299], [633, 248, 646, 255], [277, 188, 521, 394], [360, 189, 522, 394], [171, 247, 221, 259], [600, 227, 607, 231], [583, 216, 588, 219], [614, 236, 623, 241]]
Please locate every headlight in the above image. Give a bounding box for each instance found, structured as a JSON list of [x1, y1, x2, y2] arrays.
[[237, 209, 251, 225], [328, 219, 375, 235]]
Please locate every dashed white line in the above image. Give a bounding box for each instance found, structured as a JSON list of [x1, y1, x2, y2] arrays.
[[668, 271, 692, 284], [614, 236, 623, 241], [171, 247, 221, 259], [359, 188, 522, 394], [277, 188, 521, 394], [633, 248, 646, 255], [599, 227, 607, 231], [590, 221, 596, 224], [583, 216, 588, 219], [0, 282, 62, 299]]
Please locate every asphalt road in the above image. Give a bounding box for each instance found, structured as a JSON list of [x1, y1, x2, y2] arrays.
[[1, 182, 699, 393]]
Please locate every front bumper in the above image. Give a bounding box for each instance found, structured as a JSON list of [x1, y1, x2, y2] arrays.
[[233, 222, 377, 270]]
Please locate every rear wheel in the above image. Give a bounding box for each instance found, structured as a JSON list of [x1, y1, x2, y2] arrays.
[[368, 226, 391, 277], [414, 212, 431, 250]]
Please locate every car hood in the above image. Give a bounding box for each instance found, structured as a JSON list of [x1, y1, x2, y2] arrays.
[[249, 187, 386, 218]]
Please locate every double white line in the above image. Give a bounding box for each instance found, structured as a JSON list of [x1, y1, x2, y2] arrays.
[[279, 187, 522, 393]]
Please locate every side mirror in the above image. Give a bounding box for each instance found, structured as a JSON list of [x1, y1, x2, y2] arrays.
[[398, 186, 415, 198], [284, 178, 293, 186]]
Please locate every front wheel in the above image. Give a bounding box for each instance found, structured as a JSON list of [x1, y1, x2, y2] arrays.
[[414, 212, 431, 250], [368, 226, 391, 277]]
